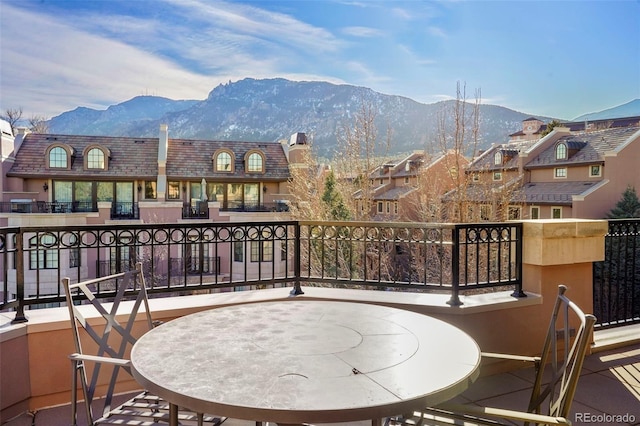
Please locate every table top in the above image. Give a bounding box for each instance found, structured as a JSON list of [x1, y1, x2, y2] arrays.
[[131, 300, 481, 424]]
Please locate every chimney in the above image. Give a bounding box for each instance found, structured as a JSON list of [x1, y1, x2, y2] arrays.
[[157, 124, 169, 201]]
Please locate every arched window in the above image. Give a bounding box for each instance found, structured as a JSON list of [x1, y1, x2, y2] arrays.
[[49, 147, 68, 168], [555, 143, 567, 160], [494, 151, 503, 165], [246, 151, 264, 173], [215, 151, 233, 172], [87, 148, 105, 169]]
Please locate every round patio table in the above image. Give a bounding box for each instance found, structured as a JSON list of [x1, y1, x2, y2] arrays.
[[131, 300, 481, 425]]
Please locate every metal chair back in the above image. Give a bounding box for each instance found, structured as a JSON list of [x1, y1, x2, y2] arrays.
[[528, 285, 597, 420], [63, 262, 153, 424]]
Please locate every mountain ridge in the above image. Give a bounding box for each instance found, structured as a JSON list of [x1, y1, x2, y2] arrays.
[[48, 78, 638, 156]]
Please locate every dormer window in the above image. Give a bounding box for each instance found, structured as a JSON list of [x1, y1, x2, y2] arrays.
[[555, 142, 567, 160], [214, 150, 233, 172], [246, 150, 265, 173], [46, 144, 73, 170], [83, 145, 110, 170], [494, 151, 503, 165], [50, 147, 67, 168]]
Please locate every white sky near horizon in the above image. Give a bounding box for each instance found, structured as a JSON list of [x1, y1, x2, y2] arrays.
[[0, 0, 638, 121]]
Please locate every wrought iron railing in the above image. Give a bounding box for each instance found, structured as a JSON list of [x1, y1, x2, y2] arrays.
[[182, 202, 209, 219], [593, 219, 640, 329], [0, 221, 523, 323], [111, 202, 139, 219], [0, 201, 98, 213]]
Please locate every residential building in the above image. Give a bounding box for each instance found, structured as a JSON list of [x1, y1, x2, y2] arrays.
[[361, 150, 469, 221], [0, 124, 309, 297], [459, 116, 640, 220]]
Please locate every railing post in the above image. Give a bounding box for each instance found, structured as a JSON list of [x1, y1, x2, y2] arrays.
[[447, 225, 462, 306], [290, 222, 304, 296], [510, 223, 526, 298], [12, 230, 28, 323]]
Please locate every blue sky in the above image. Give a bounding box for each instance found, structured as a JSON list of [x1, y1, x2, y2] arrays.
[[1, 0, 638, 121]]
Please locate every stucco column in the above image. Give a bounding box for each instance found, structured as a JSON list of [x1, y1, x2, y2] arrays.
[[521, 219, 607, 319]]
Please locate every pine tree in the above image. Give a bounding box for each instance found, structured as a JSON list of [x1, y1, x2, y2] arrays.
[[322, 170, 351, 220], [608, 185, 640, 218]]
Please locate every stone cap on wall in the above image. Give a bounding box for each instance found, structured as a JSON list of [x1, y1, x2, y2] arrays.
[[521, 219, 608, 266]]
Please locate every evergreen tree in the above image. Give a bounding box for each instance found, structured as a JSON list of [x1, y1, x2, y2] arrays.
[[608, 185, 640, 218], [322, 170, 351, 220]]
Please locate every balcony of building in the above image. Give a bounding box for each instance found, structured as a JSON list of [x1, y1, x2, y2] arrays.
[[1, 219, 639, 425]]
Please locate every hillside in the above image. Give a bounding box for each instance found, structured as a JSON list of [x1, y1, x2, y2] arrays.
[[49, 78, 554, 156]]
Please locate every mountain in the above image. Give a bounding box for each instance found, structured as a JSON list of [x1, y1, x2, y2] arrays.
[[49, 78, 552, 156], [49, 96, 199, 135], [573, 99, 640, 122]]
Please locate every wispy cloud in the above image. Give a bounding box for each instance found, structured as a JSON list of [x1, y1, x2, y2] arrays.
[[342, 26, 383, 38]]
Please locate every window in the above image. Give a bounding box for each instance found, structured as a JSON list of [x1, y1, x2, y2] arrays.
[[377, 202, 383, 213], [494, 151, 503, 165], [69, 234, 80, 268], [250, 241, 273, 262], [530, 206, 540, 219], [246, 151, 264, 173], [379, 179, 384, 185], [555, 143, 567, 160], [233, 241, 244, 262], [554, 167, 567, 178], [508, 206, 521, 220], [552, 207, 562, 219], [215, 151, 232, 172], [29, 234, 58, 269], [86, 148, 105, 169], [167, 181, 180, 199], [49, 146, 68, 168], [404, 177, 409, 184], [472, 173, 479, 182], [386, 202, 390, 214], [590, 165, 601, 177], [493, 171, 502, 181], [145, 181, 157, 199], [480, 205, 492, 221], [394, 202, 398, 214]]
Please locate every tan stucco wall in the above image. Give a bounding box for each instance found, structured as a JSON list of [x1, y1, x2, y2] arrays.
[[0, 219, 607, 418]]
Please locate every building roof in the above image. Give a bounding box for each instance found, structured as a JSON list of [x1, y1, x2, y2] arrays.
[[467, 140, 537, 172], [166, 139, 290, 181], [526, 126, 640, 168], [520, 181, 599, 205], [8, 133, 291, 181], [8, 134, 159, 178], [374, 186, 416, 201]]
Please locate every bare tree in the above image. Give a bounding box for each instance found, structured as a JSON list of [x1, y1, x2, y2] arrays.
[[334, 96, 391, 220], [29, 115, 49, 133], [1, 107, 23, 135]]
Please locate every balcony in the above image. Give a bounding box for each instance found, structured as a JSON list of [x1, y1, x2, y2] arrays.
[[1, 219, 639, 424]]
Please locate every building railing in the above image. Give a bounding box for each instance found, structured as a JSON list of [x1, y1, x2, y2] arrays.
[[111, 202, 139, 219], [0, 221, 523, 322], [221, 201, 290, 212], [0, 201, 98, 213], [593, 218, 640, 329], [182, 202, 209, 219]]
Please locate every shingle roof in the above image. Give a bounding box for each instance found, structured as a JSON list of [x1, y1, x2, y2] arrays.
[[374, 186, 416, 201], [8, 134, 158, 178], [8, 134, 291, 182], [526, 126, 640, 168], [166, 139, 290, 181], [520, 181, 599, 204], [467, 140, 537, 172]]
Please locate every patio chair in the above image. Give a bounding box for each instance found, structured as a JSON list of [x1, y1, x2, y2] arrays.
[[63, 262, 226, 426], [387, 285, 597, 426]]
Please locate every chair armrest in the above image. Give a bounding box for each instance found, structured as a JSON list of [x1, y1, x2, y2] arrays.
[[481, 352, 541, 364], [436, 402, 571, 425], [69, 353, 131, 367]]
